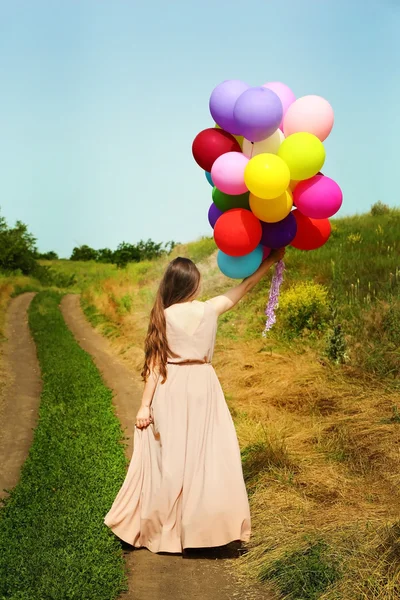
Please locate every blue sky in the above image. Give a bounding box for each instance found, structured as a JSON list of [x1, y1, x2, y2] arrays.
[[0, 0, 398, 257]]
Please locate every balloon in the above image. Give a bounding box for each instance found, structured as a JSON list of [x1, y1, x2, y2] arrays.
[[233, 87, 283, 142], [208, 203, 223, 228], [214, 208, 262, 256], [278, 133, 325, 181], [283, 95, 334, 142], [205, 171, 214, 187], [215, 124, 244, 148], [234, 135, 244, 149], [262, 82, 296, 130], [294, 174, 343, 219], [217, 245, 263, 279], [249, 188, 293, 223], [260, 212, 297, 248], [242, 129, 284, 159], [212, 187, 250, 212], [209, 80, 250, 135], [291, 210, 331, 250], [244, 153, 290, 200], [192, 128, 242, 172], [262, 246, 272, 261], [290, 171, 322, 192], [211, 152, 249, 195]]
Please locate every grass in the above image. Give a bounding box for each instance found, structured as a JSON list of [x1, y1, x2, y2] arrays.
[[260, 538, 341, 600], [31, 212, 400, 599], [0, 291, 129, 600], [0, 272, 44, 337]]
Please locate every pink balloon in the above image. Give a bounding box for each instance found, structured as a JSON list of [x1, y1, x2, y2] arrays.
[[283, 95, 334, 142], [262, 82, 296, 130], [211, 152, 249, 195], [293, 174, 343, 219], [262, 246, 271, 261]]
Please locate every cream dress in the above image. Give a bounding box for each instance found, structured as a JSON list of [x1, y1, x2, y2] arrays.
[[104, 299, 251, 553]]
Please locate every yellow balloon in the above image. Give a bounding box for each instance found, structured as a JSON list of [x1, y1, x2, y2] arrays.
[[249, 189, 293, 223], [278, 132, 325, 181], [214, 123, 243, 148], [289, 179, 299, 192], [244, 153, 290, 200]]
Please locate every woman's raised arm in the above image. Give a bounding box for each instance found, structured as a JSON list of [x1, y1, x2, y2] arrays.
[[207, 247, 285, 316]]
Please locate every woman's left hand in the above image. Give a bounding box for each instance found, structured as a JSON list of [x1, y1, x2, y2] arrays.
[[135, 406, 153, 429]]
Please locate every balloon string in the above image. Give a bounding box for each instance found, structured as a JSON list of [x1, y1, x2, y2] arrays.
[[262, 259, 285, 336]]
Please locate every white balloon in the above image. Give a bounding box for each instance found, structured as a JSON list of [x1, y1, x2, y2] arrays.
[[242, 128, 285, 159]]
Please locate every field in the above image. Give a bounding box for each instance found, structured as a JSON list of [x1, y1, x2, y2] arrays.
[[38, 209, 400, 599], [1, 209, 399, 599]]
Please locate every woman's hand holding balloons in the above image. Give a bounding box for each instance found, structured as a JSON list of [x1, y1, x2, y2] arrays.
[[269, 247, 286, 264]]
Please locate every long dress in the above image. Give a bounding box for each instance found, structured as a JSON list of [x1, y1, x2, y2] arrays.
[[103, 299, 251, 553]]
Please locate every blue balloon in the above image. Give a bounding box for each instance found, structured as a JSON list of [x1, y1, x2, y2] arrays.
[[217, 245, 263, 279], [205, 171, 214, 187]]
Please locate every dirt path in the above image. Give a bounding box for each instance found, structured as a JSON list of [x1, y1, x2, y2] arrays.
[[0, 293, 42, 500], [61, 294, 270, 600]]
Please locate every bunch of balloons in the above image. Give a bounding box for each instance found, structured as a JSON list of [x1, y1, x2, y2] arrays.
[[192, 79, 343, 280]]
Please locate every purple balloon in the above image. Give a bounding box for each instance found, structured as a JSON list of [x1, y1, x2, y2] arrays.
[[209, 80, 250, 135], [261, 212, 297, 248], [208, 203, 223, 229], [233, 87, 283, 142]]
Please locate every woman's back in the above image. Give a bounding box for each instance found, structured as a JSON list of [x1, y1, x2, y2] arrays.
[[164, 300, 217, 364]]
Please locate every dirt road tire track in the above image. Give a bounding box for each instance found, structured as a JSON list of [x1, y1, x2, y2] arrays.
[[0, 293, 42, 500]]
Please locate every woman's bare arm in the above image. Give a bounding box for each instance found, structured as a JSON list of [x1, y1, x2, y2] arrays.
[[140, 369, 159, 408], [207, 248, 285, 316], [136, 368, 160, 429]]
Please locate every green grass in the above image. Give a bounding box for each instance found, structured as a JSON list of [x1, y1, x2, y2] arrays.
[[0, 291, 129, 600], [260, 538, 342, 600]]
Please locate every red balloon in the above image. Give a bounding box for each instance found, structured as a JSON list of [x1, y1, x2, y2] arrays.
[[291, 209, 331, 251], [214, 208, 262, 256], [192, 128, 241, 172]]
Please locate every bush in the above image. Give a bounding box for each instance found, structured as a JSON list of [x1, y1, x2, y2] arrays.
[[70, 245, 98, 261], [36, 250, 59, 260], [0, 214, 37, 274], [32, 263, 76, 288], [276, 281, 330, 338], [371, 201, 390, 216]]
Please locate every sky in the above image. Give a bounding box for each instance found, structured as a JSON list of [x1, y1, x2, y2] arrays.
[[0, 0, 398, 257]]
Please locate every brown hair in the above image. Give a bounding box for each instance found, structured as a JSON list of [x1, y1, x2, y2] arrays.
[[141, 257, 201, 384]]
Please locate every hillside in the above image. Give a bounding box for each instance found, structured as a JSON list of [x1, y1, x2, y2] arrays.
[[37, 209, 399, 599], [2, 209, 399, 599]]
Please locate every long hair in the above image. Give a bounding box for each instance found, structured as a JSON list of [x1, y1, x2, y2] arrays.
[[141, 257, 201, 384]]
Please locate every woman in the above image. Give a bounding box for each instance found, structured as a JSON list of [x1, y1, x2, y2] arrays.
[[104, 247, 285, 554]]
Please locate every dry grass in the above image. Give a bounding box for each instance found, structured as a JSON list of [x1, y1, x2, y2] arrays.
[[76, 247, 400, 599]]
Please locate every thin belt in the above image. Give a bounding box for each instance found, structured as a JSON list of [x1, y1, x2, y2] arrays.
[[167, 359, 211, 366]]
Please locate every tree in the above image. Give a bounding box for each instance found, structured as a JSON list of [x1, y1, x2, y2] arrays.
[[164, 240, 177, 254], [0, 213, 37, 274], [97, 248, 114, 263], [36, 251, 59, 260], [113, 242, 141, 268], [70, 245, 98, 261]]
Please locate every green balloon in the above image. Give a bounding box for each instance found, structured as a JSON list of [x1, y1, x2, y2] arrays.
[[212, 187, 250, 212]]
